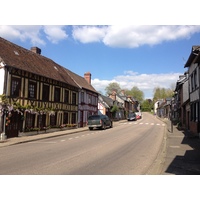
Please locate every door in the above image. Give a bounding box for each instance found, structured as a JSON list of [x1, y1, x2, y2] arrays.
[[80, 111, 83, 127], [5, 111, 22, 138]]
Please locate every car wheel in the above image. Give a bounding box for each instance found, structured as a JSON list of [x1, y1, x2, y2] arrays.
[[89, 127, 93, 130]]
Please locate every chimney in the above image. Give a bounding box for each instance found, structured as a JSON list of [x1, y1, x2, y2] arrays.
[[109, 90, 117, 100], [84, 72, 91, 84], [31, 47, 41, 55]]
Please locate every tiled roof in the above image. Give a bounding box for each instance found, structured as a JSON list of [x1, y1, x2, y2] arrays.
[[65, 68, 98, 93], [0, 37, 78, 88]]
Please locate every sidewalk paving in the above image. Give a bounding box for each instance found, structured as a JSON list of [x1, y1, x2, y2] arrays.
[[1, 118, 200, 175], [158, 118, 200, 175]]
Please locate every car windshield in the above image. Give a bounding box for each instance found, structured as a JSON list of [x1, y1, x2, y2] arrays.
[[128, 113, 135, 117], [88, 115, 100, 120]]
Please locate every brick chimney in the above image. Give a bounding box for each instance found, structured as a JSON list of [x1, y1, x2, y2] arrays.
[[31, 47, 41, 55], [84, 72, 91, 84]]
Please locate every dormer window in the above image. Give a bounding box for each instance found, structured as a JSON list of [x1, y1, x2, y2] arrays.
[[14, 51, 19, 55]]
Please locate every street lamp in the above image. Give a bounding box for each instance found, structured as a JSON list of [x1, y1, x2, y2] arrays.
[[170, 97, 175, 133]]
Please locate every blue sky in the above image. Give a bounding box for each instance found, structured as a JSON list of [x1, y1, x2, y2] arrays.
[[1, 25, 200, 99], [1, 1, 200, 100]]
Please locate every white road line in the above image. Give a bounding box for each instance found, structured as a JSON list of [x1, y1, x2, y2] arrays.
[[61, 140, 66, 142], [68, 138, 73, 140], [156, 124, 160, 126], [170, 146, 180, 148]]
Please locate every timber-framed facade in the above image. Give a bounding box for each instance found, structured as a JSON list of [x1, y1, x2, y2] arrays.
[[0, 37, 80, 138]]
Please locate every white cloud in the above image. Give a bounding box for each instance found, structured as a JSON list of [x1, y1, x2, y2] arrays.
[[0, 25, 68, 46], [0, 25, 45, 45], [2, 25, 200, 48], [43, 26, 68, 44], [72, 25, 200, 48], [72, 26, 107, 43], [92, 71, 180, 99]]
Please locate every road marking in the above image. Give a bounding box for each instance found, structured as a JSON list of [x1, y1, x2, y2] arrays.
[[121, 122, 166, 127], [61, 140, 66, 142], [68, 138, 73, 140], [170, 146, 180, 148]]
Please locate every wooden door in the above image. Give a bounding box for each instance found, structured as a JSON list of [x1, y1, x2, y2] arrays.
[[5, 111, 21, 138]]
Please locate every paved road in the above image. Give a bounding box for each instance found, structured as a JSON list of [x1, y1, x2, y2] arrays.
[[0, 113, 165, 175]]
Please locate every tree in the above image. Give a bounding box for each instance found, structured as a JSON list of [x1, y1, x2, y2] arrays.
[[125, 86, 144, 102], [153, 87, 174, 102], [105, 82, 121, 95], [141, 99, 153, 112]]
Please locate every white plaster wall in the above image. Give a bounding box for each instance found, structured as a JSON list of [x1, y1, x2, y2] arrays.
[[0, 68, 5, 95]]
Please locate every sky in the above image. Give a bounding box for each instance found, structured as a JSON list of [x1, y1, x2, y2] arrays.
[[1, 25, 199, 99]]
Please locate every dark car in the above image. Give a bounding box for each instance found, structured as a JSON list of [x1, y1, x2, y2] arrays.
[[127, 112, 137, 121], [87, 114, 113, 130]]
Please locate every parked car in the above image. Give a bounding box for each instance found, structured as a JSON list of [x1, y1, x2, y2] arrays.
[[135, 112, 142, 119], [127, 112, 137, 121], [87, 114, 113, 130]]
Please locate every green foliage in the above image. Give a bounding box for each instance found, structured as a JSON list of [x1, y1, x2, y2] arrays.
[[0, 94, 9, 104], [153, 87, 174, 102], [125, 86, 144, 102], [105, 82, 121, 95], [111, 105, 119, 113], [141, 99, 153, 112]]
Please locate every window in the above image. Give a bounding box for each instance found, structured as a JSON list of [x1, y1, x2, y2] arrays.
[[25, 113, 35, 129], [42, 84, 49, 101], [194, 70, 197, 89], [50, 113, 57, 126], [72, 93, 77, 105], [63, 112, 69, 124], [64, 90, 69, 103], [88, 94, 91, 104], [54, 87, 61, 102], [72, 113, 76, 124], [11, 77, 21, 97], [81, 92, 84, 103], [28, 81, 37, 99]]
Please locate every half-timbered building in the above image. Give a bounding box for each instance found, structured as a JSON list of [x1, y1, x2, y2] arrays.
[[64, 70, 98, 127], [0, 37, 80, 138]]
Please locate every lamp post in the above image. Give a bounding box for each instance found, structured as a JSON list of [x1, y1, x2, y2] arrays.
[[170, 97, 174, 133]]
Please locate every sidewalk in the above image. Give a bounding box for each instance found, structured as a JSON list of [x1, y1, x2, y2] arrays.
[[159, 118, 200, 175]]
